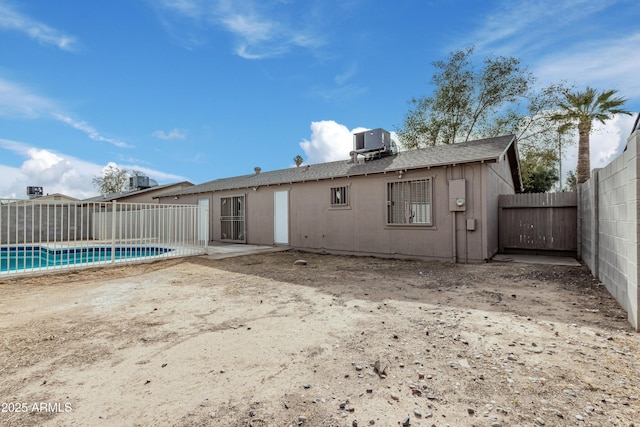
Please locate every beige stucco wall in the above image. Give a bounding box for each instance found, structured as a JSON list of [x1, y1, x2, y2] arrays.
[[484, 152, 517, 258], [160, 160, 517, 262]]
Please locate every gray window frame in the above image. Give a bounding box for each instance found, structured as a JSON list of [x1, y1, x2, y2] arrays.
[[330, 186, 349, 207], [386, 178, 433, 225]]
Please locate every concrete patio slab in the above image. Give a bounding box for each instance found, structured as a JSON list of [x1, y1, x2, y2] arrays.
[[200, 244, 291, 260], [492, 254, 581, 266], [200, 245, 582, 266]]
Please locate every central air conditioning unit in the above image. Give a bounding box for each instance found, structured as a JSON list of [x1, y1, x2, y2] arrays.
[[27, 186, 43, 199], [350, 128, 397, 162], [129, 175, 150, 190]]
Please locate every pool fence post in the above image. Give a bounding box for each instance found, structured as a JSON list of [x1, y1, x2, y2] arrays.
[[111, 200, 117, 264]]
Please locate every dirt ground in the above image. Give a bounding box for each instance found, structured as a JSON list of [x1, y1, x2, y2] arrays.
[[0, 251, 639, 427]]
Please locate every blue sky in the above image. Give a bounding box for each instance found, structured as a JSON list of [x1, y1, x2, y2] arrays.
[[1, 0, 639, 199]]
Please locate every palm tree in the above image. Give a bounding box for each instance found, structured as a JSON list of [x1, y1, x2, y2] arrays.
[[552, 87, 631, 184], [293, 155, 304, 167]]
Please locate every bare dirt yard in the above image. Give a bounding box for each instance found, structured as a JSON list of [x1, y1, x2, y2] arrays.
[[0, 251, 639, 427]]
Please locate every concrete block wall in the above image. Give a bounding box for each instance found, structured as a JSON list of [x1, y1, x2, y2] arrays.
[[0, 204, 90, 244], [578, 176, 596, 273], [579, 130, 640, 329]]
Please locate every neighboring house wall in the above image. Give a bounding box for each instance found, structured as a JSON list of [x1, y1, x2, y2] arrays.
[[162, 160, 516, 262], [0, 203, 92, 244], [578, 130, 640, 330], [111, 193, 160, 204], [92, 183, 194, 204], [30, 194, 78, 203]]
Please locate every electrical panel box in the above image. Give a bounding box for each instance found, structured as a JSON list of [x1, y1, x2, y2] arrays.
[[466, 218, 476, 231], [448, 179, 466, 212]]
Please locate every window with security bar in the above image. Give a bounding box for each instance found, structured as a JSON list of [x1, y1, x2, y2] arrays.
[[330, 186, 348, 206], [387, 178, 432, 225]]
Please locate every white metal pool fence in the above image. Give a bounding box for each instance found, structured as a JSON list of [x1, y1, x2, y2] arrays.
[[0, 199, 208, 275]]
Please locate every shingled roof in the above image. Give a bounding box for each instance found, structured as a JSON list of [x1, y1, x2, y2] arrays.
[[160, 134, 521, 197], [84, 181, 194, 202]]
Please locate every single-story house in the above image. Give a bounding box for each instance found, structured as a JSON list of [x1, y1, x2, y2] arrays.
[[84, 181, 194, 204], [157, 132, 522, 262], [24, 193, 79, 203]]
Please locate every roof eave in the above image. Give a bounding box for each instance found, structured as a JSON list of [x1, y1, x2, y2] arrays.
[[499, 135, 523, 193], [160, 158, 503, 197]]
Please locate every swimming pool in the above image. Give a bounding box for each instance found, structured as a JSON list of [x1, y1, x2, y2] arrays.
[[0, 245, 173, 274]]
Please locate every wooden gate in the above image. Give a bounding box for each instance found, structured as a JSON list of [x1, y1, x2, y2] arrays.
[[499, 192, 577, 255]]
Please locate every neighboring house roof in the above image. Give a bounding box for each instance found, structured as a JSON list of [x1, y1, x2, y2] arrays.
[[32, 193, 78, 202], [2, 193, 78, 205], [161, 135, 521, 197], [84, 181, 194, 202]]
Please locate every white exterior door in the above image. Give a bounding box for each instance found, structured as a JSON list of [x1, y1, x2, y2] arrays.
[[274, 191, 289, 245], [198, 198, 209, 243]]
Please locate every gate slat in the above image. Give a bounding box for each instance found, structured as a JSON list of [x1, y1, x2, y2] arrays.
[[499, 193, 577, 254]]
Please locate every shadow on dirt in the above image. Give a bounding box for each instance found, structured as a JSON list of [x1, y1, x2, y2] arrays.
[[187, 250, 632, 332]]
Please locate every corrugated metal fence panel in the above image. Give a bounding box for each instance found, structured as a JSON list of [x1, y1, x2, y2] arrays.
[[499, 192, 577, 253]]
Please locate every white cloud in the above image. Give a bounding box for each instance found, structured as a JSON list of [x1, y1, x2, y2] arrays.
[[0, 78, 55, 118], [51, 113, 131, 148], [535, 33, 640, 98], [560, 114, 637, 183], [311, 62, 367, 101], [299, 121, 368, 164], [159, 0, 202, 19], [334, 63, 357, 85], [0, 138, 188, 199], [155, 0, 323, 59], [215, 1, 323, 59], [469, 0, 616, 55], [152, 128, 187, 140], [0, 78, 129, 148], [310, 83, 368, 102], [0, 1, 79, 51], [0, 138, 100, 199], [466, 1, 640, 101], [221, 11, 273, 43]]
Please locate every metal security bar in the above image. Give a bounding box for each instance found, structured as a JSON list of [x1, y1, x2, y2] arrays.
[[220, 195, 245, 242], [387, 179, 432, 225], [0, 199, 208, 276], [330, 186, 348, 206]]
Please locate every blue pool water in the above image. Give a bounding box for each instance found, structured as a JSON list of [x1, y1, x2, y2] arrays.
[[0, 245, 173, 273]]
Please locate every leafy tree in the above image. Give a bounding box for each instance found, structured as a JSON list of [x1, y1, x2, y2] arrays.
[[501, 83, 571, 153], [399, 46, 538, 148], [551, 87, 631, 184], [564, 170, 577, 192], [520, 148, 559, 193], [293, 155, 304, 167], [397, 47, 574, 183], [92, 164, 130, 195]]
